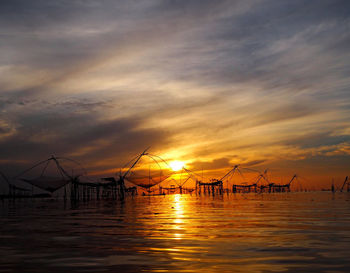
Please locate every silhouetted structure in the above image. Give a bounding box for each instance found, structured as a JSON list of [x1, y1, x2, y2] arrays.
[[270, 174, 297, 192], [1, 150, 311, 201], [196, 179, 223, 195], [340, 176, 349, 192], [232, 183, 258, 193], [0, 170, 31, 198]]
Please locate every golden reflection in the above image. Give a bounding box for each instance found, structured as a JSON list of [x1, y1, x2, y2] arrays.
[[174, 194, 181, 203], [172, 194, 185, 239]]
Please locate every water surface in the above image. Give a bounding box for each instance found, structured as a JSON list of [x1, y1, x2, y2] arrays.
[[1, 192, 350, 272]]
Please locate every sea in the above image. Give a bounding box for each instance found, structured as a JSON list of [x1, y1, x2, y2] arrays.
[[1, 192, 350, 272]]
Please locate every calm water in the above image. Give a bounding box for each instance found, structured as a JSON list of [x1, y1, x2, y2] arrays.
[[1, 192, 350, 272]]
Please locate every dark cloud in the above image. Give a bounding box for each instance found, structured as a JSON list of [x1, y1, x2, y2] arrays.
[[0, 106, 171, 176], [284, 132, 350, 149], [153, 0, 350, 94], [241, 160, 266, 168], [188, 157, 231, 171]]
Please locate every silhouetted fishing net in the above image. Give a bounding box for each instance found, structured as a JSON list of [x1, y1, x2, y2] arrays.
[[169, 169, 193, 187], [16, 156, 86, 193], [124, 154, 172, 189], [21, 177, 70, 193], [0, 171, 10, 194]]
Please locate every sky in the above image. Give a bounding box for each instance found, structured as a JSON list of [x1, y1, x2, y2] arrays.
[[0, 0, 350, 189]]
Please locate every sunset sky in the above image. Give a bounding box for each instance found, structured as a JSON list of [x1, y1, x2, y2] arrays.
[[1, 0, 350, 188]]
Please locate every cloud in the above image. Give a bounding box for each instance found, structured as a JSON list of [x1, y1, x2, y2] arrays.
[[0, 103, 172, 176], [188, 157, 231, 171], [0, 0, 350, 185], [241, 160, 266, 168]]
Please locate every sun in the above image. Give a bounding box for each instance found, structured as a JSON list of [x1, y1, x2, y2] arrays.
[[169, 160, 185, 171]]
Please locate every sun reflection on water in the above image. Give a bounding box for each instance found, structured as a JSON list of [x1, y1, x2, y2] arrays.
[[172, 194, 185, 239]]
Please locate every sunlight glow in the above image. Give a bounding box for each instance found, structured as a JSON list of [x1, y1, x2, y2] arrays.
[[169, 161, 185, 171]]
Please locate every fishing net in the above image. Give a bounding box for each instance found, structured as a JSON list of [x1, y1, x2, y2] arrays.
[[21, 177, 70, 193], [160, 178, 178, 189], [1, 170, 31, 194], [125, 154, 172, 189], [17, 157, 86, 193], [0, 171, 9, 194], [170, 169, 193, 187]]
